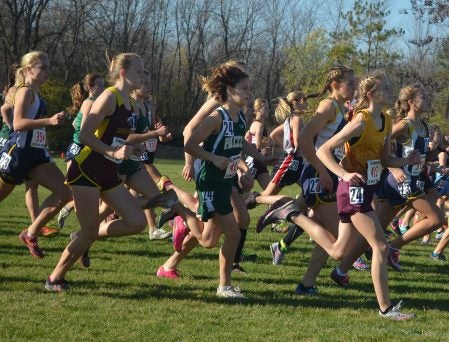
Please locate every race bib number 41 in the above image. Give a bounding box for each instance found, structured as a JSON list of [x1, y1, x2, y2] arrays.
[[224, 155, 240, 179], [367, 159, 381, 185]]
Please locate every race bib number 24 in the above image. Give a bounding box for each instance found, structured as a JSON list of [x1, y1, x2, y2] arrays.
[[349, 186, 364, 204]]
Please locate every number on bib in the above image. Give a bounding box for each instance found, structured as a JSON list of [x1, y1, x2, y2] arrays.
[[349, 186, 364, 204], [30, 128, 47, 149], [145, 138, 157, 152], [367, 159, 381, 185], [334, 146, 345, 160], [104, 137, 126, 164], [398, 182, 412, 198], [68, 143, 81, 156], [308, 177, 322, 194], [416, 180, 425, 191], [289, 159, 299, 171], [411, 154, 426, 176], [0, 152, 12, 170], [224, 155, 240, 179]]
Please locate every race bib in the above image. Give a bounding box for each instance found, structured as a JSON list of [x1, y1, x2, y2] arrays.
[[308, 177, 322, 194], [398, 182, 412, 198], [104, 137, 126, 164], [367, 159, 381, 185], [0, 137, 7, 148], [145, 138, 158, 152], [416, 180, 425, 191], [68, 143, 81, 156], [334, 145, 345, 161], [0, 152, 12, 170], [224, 155, 240, 179], [349, 186, 364, 204], [411, 154, 426, 176], [289, 159, 300, 171], [30, 128, 46, 149]]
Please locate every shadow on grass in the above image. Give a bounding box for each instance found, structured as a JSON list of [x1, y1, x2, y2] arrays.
[[38, 278, 446, 312]]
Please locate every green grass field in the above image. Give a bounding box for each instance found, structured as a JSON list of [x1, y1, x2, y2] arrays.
[[1, 159, 449, 341]]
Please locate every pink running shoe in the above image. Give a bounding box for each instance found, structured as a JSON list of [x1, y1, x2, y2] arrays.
[[19, 229, 44, 258], [156, 265, 180, 279], [172, 216, 189, 253]]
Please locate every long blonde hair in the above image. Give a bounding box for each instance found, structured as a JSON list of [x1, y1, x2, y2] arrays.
[[352, 71, 387, 113], [107, 52, 142, 84], [275, 91, 304, 123], [15, 51, 48, 85], [394, 84, 425, 123]]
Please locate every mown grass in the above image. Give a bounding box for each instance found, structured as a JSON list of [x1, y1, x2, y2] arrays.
[[1, 158, 449, 341]]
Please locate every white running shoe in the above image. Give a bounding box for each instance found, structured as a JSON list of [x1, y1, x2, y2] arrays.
[[57, 206, 71, 229], [379, 300, 414, 321], [216, 286, 245, 298], [149, 228, 172, 240]]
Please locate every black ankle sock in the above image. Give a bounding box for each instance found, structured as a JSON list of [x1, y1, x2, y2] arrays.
[[234, 229, 247, 264], [283, 224, 304, 247], [380, 304, 393, 314]]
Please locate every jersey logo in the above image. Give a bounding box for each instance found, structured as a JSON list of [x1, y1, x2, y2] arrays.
[[128, 113, 138, 131]]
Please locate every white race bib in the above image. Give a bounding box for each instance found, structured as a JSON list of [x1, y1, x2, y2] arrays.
[[224, 155, 240, 179], [367, 159, 381, 185], [68, 143, 81, 156], [104, 137, 126, 164], [0, 152, 12, 170], [398, 182, 412, 198], [349, 186, 364, 204], [416, 180, 425, 191], [289, 159, 300, 171], [308, 177, 322, 194], [0, 137, 7, 148], [30, 128, 46, 149], [411, 154, 426, 176], [145, 138, 158, 152], [334, 145, 345, 160]]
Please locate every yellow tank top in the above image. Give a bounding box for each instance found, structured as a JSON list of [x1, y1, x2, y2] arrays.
[[343, 109, 391, 177]]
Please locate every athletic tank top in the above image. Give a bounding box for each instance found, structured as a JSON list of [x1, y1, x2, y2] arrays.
[[314, 99, 346, 160], [72, 97, 95, 145], [10, 84, 47, 149], [76, 87, 134, 165], [141, 101, 157, 153], [246, 120, 268, 146], [283, 117, 295, 154], [343, 110, 391, 182], [197, 107, 247, 190], [396, 119, 429, 177]]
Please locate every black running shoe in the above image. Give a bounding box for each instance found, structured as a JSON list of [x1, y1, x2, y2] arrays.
[[256, 199, 300, 233], [157, 208, 177, 228], [145, 189, 179, 209], [245, 191, 260, 209], [45, 277, 70, 292]]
